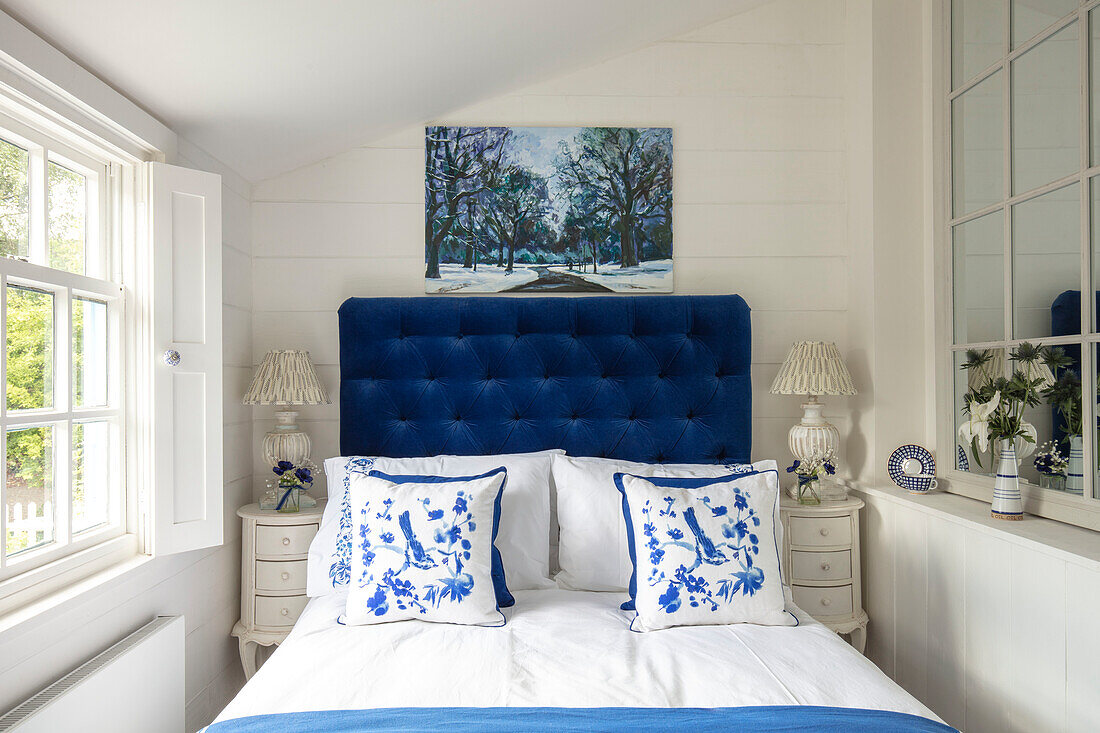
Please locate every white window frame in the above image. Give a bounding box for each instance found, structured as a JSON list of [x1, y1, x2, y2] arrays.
[[0, 89, 145, 614], [936, 0, 1100, 531]]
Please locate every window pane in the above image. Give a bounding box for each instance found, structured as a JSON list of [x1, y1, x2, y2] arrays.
[[0, 138, 29, 261], [1013, 183, 1080, 339], [73, 297, 107, 407], [955, 347, 1006, 477], [1091, 177, 1100, 332], [7, 285, 54, 411], [1016, 342, 1076, 489], [953, 71, 1004, 216], [1092, 343, 1098, 501], [953, 210, 1005, 343], [1029, 340, 1083, 494], [1091, 8, 1100, 166], [5, 425, 55, 557], [72, 421, 109, 534], [953, 0, 1006, 88], [1012, 22, 1080, 195], [1013, 0, 1076, 48], [48, 161, 86, 275]]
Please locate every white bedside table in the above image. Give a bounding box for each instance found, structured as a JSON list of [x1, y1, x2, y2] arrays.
[[231, 501, 325, 679], [780, 495, 869, 653]]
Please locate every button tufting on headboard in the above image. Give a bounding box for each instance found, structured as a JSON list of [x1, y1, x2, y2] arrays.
[[338, 295, 751, 463]]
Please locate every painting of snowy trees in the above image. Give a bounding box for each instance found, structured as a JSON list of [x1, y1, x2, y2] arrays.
[[425, 126, 673, 293]]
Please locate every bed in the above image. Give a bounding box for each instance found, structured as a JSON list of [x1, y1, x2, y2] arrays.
[[208, 295, 951, 733]]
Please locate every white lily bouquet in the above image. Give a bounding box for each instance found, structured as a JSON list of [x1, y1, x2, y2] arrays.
[[958, 343, 1064, 469]]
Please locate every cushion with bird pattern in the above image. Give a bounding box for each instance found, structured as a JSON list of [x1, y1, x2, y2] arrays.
[[614, 465, 795, 632], [343, 468, 507, 627]]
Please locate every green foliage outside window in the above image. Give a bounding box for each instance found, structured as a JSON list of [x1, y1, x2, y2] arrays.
[[1, 144, 89, 555]]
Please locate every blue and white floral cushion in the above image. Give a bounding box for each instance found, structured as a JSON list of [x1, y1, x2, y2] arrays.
[[615, 468, 794, 632], [343, 469, 507, 627]]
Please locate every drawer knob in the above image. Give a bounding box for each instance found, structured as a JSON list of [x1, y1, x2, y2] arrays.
[[821, 598, 832, 607], [821, 563, 831, 572], [281, 572, 290, 581], [819, 528, 830, 537], [282, 537, 291, 546], [280, 608, 289, 616]]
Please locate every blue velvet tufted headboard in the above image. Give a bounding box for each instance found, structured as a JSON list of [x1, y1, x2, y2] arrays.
[[338, 295, 751, 464]]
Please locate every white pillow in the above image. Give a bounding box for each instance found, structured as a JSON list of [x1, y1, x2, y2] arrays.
[[617, 470, 794, 632], [343, 471, 506, 627], [553, 455, 782, 592], [309, 450, 561, 597]]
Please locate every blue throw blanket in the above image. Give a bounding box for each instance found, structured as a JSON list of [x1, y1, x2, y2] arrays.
[[206, 706, 957, 732]]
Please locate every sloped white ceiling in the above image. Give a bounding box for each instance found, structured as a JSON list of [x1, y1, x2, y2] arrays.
[[0, 0, 769, 182]]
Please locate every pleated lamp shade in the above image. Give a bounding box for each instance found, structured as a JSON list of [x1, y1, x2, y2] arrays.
[[966, 349, 1004, 392], [243, 350, 330, 405], [770, 341, 857, 397]]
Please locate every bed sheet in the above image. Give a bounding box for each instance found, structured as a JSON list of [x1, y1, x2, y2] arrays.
[[213, 589, 937, 725]]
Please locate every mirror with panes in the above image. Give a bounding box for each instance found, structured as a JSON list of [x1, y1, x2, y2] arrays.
[[949, 0, 1100, 521]]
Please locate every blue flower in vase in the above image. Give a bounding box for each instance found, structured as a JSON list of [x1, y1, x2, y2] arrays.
[[786, 460, 800, 473], [824, 462, 836, 475], [272, 460, 294, 476], [295, 467, 314, 484]]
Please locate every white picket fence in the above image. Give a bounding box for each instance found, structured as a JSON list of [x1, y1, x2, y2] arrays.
[[8, 501, 52, 536]]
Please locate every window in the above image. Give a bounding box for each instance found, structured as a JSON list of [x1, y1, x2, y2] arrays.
[[0, 111, 124, 583], [945, 0, 1100, 528]]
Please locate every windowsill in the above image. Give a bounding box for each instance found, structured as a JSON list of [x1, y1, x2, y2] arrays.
[[850, 483, 1100, 572], [0, 535, 147, 637]]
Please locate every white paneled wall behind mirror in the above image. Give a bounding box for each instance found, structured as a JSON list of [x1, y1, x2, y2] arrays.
[[859, 490, 1100, 733], [948, 0, 1100, 524]]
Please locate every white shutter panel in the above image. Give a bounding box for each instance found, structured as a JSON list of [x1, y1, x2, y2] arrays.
[[148, 162, 223, 555]]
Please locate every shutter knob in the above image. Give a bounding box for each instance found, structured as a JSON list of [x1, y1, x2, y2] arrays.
[[163, 349, 181, 367], [821, 563, 831, 572], [821, 598, 832, 607], [820, 528, 830, 537], [281, 572, 290, 581], [282, 537, 290, 546], [280, 608, 289, 616]]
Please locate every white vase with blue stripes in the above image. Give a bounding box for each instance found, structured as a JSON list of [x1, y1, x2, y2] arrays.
[[1065, 435, 1084, 496], [992, 438, 1023, 521]]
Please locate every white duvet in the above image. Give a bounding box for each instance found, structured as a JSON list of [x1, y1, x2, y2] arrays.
[[213, 589, 937, 726]]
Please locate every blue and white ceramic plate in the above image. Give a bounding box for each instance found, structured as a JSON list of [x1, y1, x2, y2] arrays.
[[888, 444, 938, 494]]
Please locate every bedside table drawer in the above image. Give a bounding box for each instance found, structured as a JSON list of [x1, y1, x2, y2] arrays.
[[792, 583, 853, 617], [790, 550, 851, 582], [256, 560, 308, 592], [256, 524, 317, 557], [255, 594, 309, 628], [788, 515, 851, 547]]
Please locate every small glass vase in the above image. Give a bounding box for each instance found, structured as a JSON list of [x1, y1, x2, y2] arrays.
[[1038, 473, 1066, 492], [276, 483, 301, 513], [797, 479, 821, 505]]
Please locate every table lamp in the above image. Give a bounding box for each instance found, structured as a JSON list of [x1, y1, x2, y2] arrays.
[[244, 349, 330, 470], [770, 341, 857, 499]]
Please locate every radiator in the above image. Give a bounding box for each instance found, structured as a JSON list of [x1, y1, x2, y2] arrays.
[[0, 615, 184, 733]]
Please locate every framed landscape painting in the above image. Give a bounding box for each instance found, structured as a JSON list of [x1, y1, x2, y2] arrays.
[[425, 126, 672, 293]]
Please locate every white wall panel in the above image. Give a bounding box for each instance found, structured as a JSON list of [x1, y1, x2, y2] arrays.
[[892, 507, 928, 703], [1008, 546, 1066, 733], [1067, 564, 1100, 731], [860, 496, 896, 676], [923, 517, 966, 730], [859, 488, 1099, 733], [963, 532, 1014, 733]]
